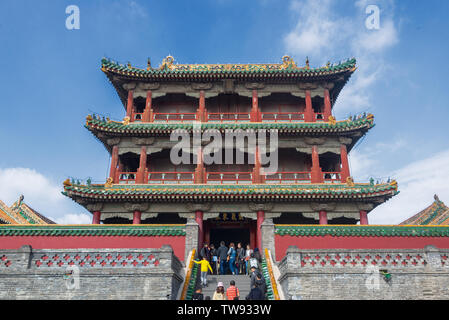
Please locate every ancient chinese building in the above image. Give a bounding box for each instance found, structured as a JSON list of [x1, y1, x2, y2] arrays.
[[400, 195, 449, 226], [0, 196, 55, 225], [63, 55, 398, 253]]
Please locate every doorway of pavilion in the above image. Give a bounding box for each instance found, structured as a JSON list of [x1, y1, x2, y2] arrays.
[[204, 214, 256, 250]]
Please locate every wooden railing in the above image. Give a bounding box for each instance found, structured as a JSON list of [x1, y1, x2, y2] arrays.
[[207, 113, 251, 122], [261, 112, 305, 122], [147, 172, 194, 184], [153, 113, 197, 122], [264, 172, 311, 184], [118, 172, 136, 184], [323, 172, 341, 183], [206, 172, 253, 184], [315, 113, 325, 121], [132, 113, 144, 121]]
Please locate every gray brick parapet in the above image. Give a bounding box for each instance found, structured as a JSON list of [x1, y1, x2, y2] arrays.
[[278, 246, 449, 300], [0, 246, 183, 300]]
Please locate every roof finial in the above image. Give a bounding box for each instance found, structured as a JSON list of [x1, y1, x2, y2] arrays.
[[147, 58, 151, 70], [434, 194, 440, 202], [305, 56, 310, 69], [18, 195, 24, 206]]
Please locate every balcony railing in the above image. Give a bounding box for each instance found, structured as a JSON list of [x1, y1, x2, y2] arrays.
[[133, 113, 144, 122], [261, 112, 305, 123], [264, 172, 311, 184], [207, 113, 251, 122], [147, 172, 194, 184], [206, 172, 253, 184], [118, 172, 136, 184], [315, 113, 325, 121], [323, 172, 341, 183], [153, 113, 197, 122]]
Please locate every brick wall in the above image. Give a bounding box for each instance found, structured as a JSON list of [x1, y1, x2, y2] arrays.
[[278, 246, 449, 300], [0, 245, 183, 300]]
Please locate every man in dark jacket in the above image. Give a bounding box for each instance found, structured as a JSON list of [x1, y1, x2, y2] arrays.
[[200, 243, 211, 262], [249, 266, 264, 288], [254, 274, 267, 297], [192, 288, 204, 300], [246, 280, 265, 300], [216, 241, 228, 275]]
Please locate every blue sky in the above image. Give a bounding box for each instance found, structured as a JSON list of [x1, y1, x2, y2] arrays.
[[0, 0, 448, 224]]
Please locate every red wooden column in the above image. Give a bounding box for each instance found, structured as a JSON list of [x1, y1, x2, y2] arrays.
[[251, 89, 260, 122], [126, 90, 134, 119], [197, 90, 206, 122], [194, 148, 206, 183], [310, 146, 324, 183], [319, 210, 328, 225], [195, 210, 204, 247], [304, 90, 314, 122], [340, 144, 350, 183], [92, 211, 101, 224], [257, 210, 265, 250], [143, 90, 153, 122], [133, 210, 142, 225], [323, 89, 332, 121], [109, 145, 119, 183], [136, 146, 147, 184], [360, 210, 369, 225], [252, 147, 263, 184]]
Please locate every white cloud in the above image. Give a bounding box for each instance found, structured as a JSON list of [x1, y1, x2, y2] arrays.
[[369, 149, 449, 224], [0, 168, 90, 224], [283, 0, 399, 117]]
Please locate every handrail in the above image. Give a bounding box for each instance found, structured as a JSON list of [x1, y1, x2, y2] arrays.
[[148, 172, 194, 184], [261, 112, 305, 123], [206, 172, 253, 184], [323, 172, 341, 182], [180, 249, 196, 300], [264, 248, 280, 300], [153, 113, 197, 123], [132, 113, 144, 121], [207, 112, 250, 122], [265, 172, 311, 183], [315, 113, 325, 121], [118, 172, 136, 184]]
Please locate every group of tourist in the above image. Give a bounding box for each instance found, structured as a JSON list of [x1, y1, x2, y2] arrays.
[[193, 241, 267, 300], [198, 242, 262, 276]]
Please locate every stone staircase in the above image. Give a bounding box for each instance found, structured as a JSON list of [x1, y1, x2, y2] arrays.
[[201, 274, 252, 300]]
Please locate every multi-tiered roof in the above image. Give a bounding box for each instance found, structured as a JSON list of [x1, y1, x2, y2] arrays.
[[64, 55, 398, 225]]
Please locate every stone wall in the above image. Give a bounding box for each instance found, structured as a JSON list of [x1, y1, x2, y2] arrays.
[[0, 245, 183, 300], [279, 245, 449, 300]]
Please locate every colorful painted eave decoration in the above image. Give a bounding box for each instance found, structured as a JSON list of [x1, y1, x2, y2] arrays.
[[85, 114, 375, 135], [0, 225, 186, 236], [62, 182, 398, 201], [101, 56, 357, 80], [275, 225, 449, 238]]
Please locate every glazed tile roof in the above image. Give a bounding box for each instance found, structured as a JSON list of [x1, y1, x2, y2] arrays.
[[0, 196, 55, 225], [0, 225, 185, 236], [275, 225, 449, 237], [101, 56, 357, 81], [63, 181, 398, 203], [400, 195, 449, 226], [85, 113, 374, 137]]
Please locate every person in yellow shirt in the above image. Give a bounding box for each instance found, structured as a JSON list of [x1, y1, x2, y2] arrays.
[[194, 257, 213, 287]]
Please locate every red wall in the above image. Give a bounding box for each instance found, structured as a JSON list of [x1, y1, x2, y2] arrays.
[[0, 236, 186, 261], [275, 235, 449, 261]]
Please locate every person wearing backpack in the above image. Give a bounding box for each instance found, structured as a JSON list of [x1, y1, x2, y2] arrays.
[[227, 242, 237, 275]]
